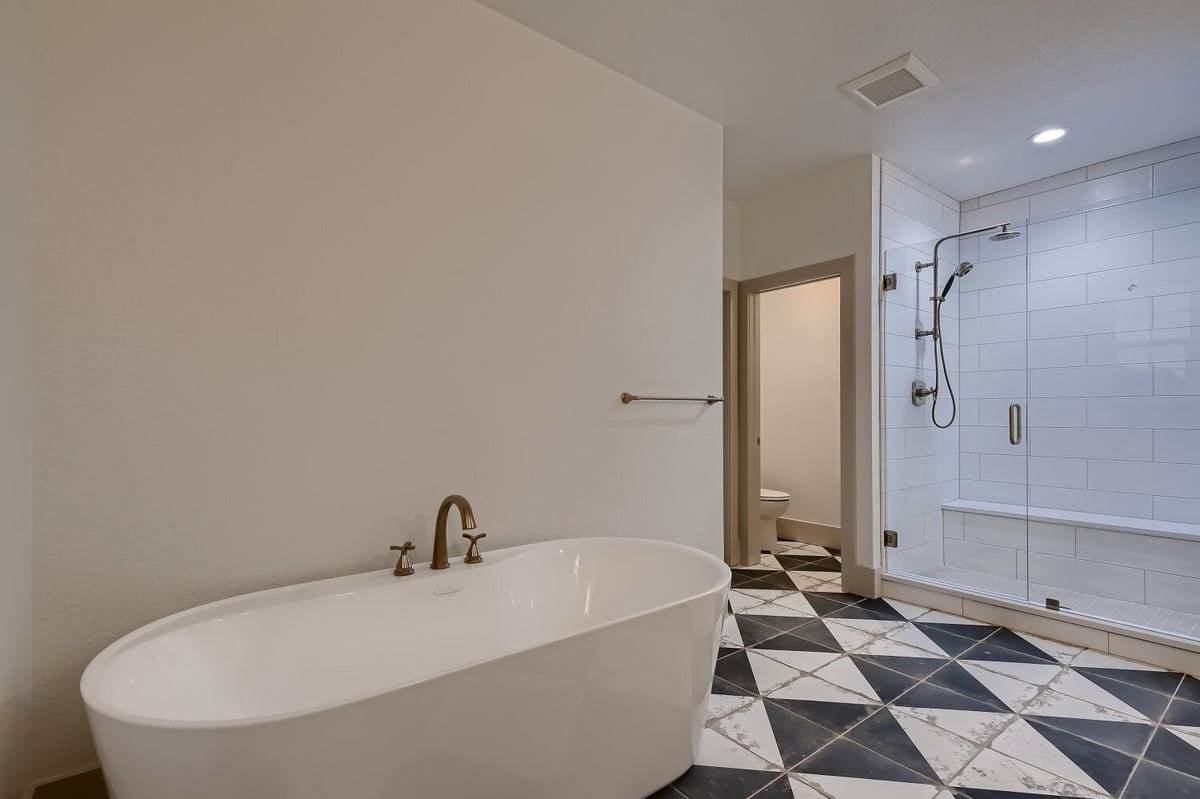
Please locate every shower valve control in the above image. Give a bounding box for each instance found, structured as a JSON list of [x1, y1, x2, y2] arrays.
[[912, 379, 936, 406]]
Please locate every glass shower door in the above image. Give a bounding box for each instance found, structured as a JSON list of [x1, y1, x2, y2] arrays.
[[952, 227, 1030, 602]]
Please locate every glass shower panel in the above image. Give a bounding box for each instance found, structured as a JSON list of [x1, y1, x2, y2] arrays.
[[882, 233, 1029, 603]]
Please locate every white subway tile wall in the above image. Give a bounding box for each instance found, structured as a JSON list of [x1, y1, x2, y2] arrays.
[[881, 140, 1200, 636], [880, 162, 960, 576], [954, 139, 1200, 525]]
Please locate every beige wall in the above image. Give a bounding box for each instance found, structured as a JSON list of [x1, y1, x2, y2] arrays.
[[760, 278, 841, 529], [0, 0, 34, 795], [32, 0, 723, 780], [737, 155, 881, 593]]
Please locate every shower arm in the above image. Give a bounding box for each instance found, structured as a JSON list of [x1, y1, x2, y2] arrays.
[[914, 222, 1012, 340]]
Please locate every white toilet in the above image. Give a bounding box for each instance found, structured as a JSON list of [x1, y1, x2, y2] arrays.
[[758, 488, 791, 552]]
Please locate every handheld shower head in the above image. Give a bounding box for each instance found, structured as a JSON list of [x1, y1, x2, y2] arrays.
[[940, 262, 974, 298], [989, 224, 1022, 242]]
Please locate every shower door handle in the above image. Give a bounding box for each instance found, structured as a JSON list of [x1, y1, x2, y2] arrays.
[[1008, 403, 1023, 446]]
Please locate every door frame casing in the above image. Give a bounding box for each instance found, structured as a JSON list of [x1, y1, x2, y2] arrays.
[[737, 256, 869, 591], [721, 279, 744, 564]]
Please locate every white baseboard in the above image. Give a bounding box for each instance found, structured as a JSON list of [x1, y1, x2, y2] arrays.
[[777, 517, 840, 549]]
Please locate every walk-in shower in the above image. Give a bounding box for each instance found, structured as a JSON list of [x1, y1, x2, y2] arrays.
[[912, 223, 1020, 428], [882, 141, 1200, 647]]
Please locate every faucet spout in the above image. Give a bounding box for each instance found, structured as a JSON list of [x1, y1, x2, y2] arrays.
[[432, 494, 475, 570]]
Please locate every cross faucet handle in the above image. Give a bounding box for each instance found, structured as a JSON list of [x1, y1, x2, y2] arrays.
[[463, 532, 486, 565], [390, 541, 416, 576]]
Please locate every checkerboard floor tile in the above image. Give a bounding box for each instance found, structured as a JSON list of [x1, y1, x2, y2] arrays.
[[647, 544, 1200, 799]]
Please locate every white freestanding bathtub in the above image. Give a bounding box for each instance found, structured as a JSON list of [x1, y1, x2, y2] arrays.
[[82, 537, 730, 799]]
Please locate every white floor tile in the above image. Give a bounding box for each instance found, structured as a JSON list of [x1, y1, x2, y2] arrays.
[[960, 659, 1063, 688], [989, 719, 1109, 795], [768, 590, 825, 614], [957, 662, 1042, 711], [706, 693, 757, 721], [720, 615, 744, 647], [883, 598, 934, 619], [1021, 686, 1145, 723], [708, 698, 785, 769], [891, 707, 1012, 747], [1069, 648, 1164, 671], [793, 774, 941, 799], [1045, 670, 1152, 720], [694, 727, 774, 771], [734, 588, 794, 603], [952, 748, 1107, 798], [813, 657, 883, 702], [728, 590, 768, 613], [889, 707, 984, 781], [766, 673, 877, 704]]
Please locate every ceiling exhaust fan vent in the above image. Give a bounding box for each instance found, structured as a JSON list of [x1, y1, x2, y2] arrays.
[[840, 52, 939, 110]]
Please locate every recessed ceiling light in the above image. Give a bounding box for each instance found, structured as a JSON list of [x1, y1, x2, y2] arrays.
[[1030, 126, 1068, 145]]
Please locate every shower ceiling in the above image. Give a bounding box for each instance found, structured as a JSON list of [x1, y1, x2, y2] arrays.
[[477, 0, 1200, 200]]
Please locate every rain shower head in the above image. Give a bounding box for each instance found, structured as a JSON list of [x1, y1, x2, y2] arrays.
[[989, 224, 1021, 242]]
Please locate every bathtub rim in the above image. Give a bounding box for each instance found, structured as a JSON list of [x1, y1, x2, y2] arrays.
[[81, 536, 730, 731]]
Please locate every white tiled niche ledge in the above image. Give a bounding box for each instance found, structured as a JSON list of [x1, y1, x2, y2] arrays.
[[941, 500, 1200, 620]]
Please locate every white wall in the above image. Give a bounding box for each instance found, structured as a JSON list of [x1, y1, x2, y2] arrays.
[[724, 199, 742, 279], [957, 137, 1200, 523], [736, 155, 880, 591], [760, 279, 841, 528], [32, 0, 722, 780], [0, 0, 33, 795], [879, 162, 961, 576]]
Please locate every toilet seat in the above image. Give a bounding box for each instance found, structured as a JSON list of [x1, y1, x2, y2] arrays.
[[760, 489, 790, 501]]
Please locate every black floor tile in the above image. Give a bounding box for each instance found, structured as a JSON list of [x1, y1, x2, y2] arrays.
[[959, 638, 1056, 666], [737, 615, 792, 648], [1163, 695, 1200, 727], [762, 700, 839, 768], [893, 681, 1010, 714], [914, 624, 982, 658], [804, 593, 861, 616], [843, 708, 941, 782], [796, 738, 935, 785], [746, 776, 796, 799], [1075, 666, 1184, 697], [849, 656, 923, 704], [749, 631, 840, 654], [1027, 715, 1155, 757], [671, 766, 779, 799], [924, 662, 1011, 712], [645, 785, 685, 798], [1123, 759, 1200, 799], [1024, 718, 1137, 795], [714, 649, 759, 696], [735, 612, 811, 634], [1175, 675, 1200, 705], [1143, 727, 1200, 779], [747, 571, 802, 591], [764, 698, 879, 735], [1075, 670, 1171, 721], [977, 629, 1059, 663], [852, 654, 949, 681]]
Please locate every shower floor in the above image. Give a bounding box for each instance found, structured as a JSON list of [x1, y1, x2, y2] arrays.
[[652, 544, 1200, 799], [916, 565, 1200, 642]]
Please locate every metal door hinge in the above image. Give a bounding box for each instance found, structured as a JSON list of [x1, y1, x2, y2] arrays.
[[883, 530, 899, 548], [882, 273, 898, 291]]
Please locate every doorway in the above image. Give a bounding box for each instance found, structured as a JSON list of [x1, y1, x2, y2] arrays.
[[724, 257, 857, 576]]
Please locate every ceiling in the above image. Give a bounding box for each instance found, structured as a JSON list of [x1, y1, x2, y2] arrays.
[[477, 0, 1200, 201]]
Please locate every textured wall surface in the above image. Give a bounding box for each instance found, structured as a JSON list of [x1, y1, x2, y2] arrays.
[[32, 0, 722, 779], [0, 0, 33, 795]]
